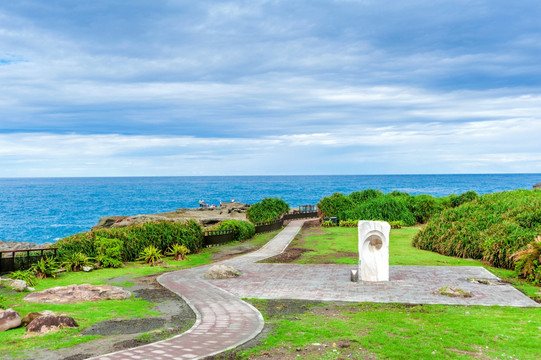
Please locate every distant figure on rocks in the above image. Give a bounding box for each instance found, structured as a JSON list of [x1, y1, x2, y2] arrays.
[[199, 200, 204, 207]]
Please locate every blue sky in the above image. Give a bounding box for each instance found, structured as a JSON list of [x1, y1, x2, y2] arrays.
[[1, 0, 540, 176]]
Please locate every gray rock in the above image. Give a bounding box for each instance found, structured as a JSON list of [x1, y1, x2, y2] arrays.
[[26, 315, 78, 334], [9, 279, 27, 292], [23, 284, 132, 304], [205, 265, 240, 279], [0, 309, 22, 332], [534, 182, 541, 190]]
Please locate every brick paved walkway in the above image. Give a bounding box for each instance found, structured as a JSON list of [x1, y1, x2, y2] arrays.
[[94, 219, 538, 360]]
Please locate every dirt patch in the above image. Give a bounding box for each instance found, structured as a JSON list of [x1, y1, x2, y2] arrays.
[[211, 243, 260, 262], [317, 251, 357, 264], [262, 248, 314, 263]]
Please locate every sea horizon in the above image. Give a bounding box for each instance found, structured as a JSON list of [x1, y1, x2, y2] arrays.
[[1, 173, 540, 245]]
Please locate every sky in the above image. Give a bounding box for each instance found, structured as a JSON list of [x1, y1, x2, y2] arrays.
[[1, 0, 540, 177]]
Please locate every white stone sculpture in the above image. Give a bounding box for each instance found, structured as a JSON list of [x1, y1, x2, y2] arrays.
[[358, 221, 390, 282]]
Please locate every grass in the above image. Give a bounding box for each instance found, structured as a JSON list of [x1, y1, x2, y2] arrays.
[[0, 229, 282, 358], [241, 300, 541, 360]]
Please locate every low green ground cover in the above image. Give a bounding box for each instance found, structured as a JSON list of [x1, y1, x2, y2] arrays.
[[241, 300, 541, 360]]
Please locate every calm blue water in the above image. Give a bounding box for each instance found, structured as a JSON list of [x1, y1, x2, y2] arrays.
[[0, 174, 540, 244]]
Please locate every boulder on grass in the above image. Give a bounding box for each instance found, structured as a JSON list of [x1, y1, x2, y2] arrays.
[[0, 309, 22, 332], [21, 311, 55, 327], [205, 265, 240, 279], [23, 284, 131, 304], [8, 279, 27, 292], [26, 315, 78, 334]]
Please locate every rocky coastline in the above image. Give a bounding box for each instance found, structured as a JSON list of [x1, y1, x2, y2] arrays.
[[0, 240, 52, 253]]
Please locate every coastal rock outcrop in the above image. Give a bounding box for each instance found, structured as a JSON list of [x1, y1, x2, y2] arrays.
[[23, 284, 131, 304], [0, 309, 22, 332], [92, 202, 250, 230], [534, 182, 541, 190], [0, 240, 52, 252], [26, 315, 78, 334]]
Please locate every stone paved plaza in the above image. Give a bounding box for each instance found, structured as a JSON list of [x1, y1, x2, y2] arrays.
[[94, 219, 539, 360]]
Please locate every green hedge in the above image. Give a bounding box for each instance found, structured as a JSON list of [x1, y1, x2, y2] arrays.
[[56, 220, 204, 262], [212, 220, 256, 241], [317, 189, 479, 226], [246, 198, 290, 223], [412, 190, 541, 269], [340, 194, 417, 226]]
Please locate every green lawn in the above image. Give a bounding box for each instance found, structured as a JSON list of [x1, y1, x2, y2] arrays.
[[240, 300, 541, 360]]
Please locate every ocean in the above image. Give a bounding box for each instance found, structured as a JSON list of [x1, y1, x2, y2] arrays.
[[0, 174, 540, 245]]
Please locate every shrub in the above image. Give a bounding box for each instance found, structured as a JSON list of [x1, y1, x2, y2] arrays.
[[450, 190, 479, 207], [339, 219, 358, 227], [409, 195, 443, 224], [511, 236, 541, 284], [30, 256, 60, 279], [317, 193, 354, 218], [62, 252, 92, 272], [413, 190, 541, 269], [94, 236, 123, 268], [8, 269, 37, 287], [389, 221, 403, 229], [56, 220, 204, 262], [339, 195, 416, 226], [322, 220, 335, 228], [246, 198, 290, 223], [0, 294, 6, 309], [166, 243, 190, 261], [137, 245, 163, 265], [212, 220, 256, 241], [349, 189, 384, 204]]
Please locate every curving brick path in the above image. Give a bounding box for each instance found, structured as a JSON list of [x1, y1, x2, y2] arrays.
[[93, 219, 538, 359], [93, 220, 306, 360]]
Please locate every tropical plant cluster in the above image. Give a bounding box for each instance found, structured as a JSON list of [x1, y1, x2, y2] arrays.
[[211, 219, 256, 241], [317, 189, 478, 226], [56, 220, 203, 262], [246, 198, 290, 223], [412, 190, 541, 273]]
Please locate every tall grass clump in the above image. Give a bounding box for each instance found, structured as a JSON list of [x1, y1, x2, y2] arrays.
[[412, 190, 541, 269], [212, 220, 256, 241], [246, 198, 290, 223], [340, 194, 417, 226], [317, 189, 473, 225], [56, 220, 203, 262]]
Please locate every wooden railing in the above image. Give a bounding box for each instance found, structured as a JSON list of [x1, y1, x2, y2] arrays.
[[0, 248, 57, 273]]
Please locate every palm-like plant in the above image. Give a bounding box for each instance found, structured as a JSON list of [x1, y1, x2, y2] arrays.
[[137, 245, 163, 265], [30, 256, 60, 279], [166, 243, 190, 261]]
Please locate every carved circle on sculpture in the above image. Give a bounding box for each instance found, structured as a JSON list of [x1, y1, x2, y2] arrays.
[[368, 235, 383, 250]]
